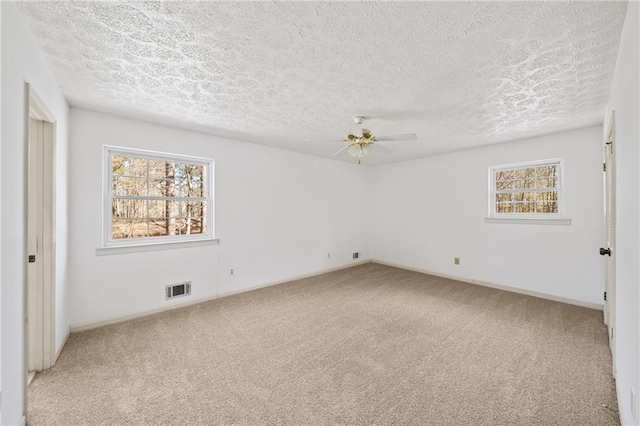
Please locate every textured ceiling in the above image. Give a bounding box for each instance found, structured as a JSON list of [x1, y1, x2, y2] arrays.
[[16, 1, 627, 165]]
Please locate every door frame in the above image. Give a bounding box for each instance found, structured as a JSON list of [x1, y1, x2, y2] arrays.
[[603, 110, 616, 372], [23, 83, 57, 401]]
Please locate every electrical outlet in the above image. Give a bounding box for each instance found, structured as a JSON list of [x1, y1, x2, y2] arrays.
[[632, 387, 636, 420], [496, 265, 503, 272], [230, 269, 234, 276], [454, 257, 460, 265], [327, 253, 331, 259], [352, 252, 360, 259]]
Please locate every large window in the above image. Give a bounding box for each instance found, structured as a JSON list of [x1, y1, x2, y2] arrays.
[[489, 158, 563, 217], [104, 146, 214, 246]]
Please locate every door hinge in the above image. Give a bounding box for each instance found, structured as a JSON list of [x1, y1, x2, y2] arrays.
[[603, 162, 606, 172], [604, 291, 607, 301]]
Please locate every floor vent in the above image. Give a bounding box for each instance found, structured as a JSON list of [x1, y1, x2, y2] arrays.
[[166, 281, 191, 300]]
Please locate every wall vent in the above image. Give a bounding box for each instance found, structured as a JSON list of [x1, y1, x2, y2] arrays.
[[353, 252, 360, 259], [166, 281, 191, 300]]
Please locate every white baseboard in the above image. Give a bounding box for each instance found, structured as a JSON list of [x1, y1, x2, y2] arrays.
[[70, 260, 371, 333], [20, 415, 26, 426], [70, 294, 220, 333], [371, 259, 603, 310], [218, 260, 371, 299]]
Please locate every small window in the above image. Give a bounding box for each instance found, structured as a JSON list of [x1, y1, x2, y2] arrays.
[[104, 146, 214, 246], [489, 159, 563, 218]]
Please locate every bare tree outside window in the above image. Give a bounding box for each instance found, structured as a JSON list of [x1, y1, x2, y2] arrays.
[[108, 149, 212, 242]]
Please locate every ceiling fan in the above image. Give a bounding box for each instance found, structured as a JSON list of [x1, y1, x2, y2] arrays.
[[331, 116, 417, 164]]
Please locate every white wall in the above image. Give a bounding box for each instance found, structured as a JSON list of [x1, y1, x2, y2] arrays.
[[1, 2, 70, 424], [605, 2, 640, 424], [368, 126, 605, 306], [0, 1, 2, 425], [68, 109, 368, 327], [0, 3, 3, 422]]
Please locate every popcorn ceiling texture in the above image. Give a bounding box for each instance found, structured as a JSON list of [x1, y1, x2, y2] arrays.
[[16, 1, 627, 165]]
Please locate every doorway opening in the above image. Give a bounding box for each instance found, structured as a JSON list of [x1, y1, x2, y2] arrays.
[[602, 110, 616, 377], [25, 84, 57, 399]]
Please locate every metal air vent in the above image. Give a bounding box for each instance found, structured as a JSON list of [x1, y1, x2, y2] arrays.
[[166, 282, 191, 300]]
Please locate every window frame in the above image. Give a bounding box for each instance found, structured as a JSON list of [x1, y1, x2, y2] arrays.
[[103, 145, 215, 248], [488, 158, 564, 219]]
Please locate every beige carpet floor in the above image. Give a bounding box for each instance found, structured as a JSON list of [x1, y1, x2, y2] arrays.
[[29, 263, 619, 425]]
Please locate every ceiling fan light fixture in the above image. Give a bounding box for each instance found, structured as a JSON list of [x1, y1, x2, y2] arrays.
[[330, 115, 416, 164], [348, 144, 367, 158]]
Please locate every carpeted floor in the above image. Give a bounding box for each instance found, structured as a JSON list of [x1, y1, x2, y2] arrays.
[[29, 263, 619, 425]]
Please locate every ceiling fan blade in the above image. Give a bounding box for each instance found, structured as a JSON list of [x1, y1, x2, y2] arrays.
[[375, 133, 418, 142], [372, 143, 393, 155], [333, 144, 352, 156], [305, 138, 343, 143]]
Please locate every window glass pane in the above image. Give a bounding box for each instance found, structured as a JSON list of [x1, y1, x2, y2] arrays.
[[184, 165, 204, 197], [496, 203, 513, 213], [149, 200, 166, 219], [176, 217, 205, 235], [190, 217, 205, 235], [149, 219, 184, 237], [513, 180, 526, 189], [536, 165, 558, 179], [113, 156, 146, 177], [149, 179, 175, 197], [185, 201, 205, 218], [173, 163, 186, 181], [113, 176, 146, 196], [164, 217, 180, 236], [535, 178, 551, 188], [112, 219, 148, 239], [173, 217, 205, 235], [159, 200, 183, 218], [174, 218, 186, 235], [535, 191, 558, 203], [496, 180, 512, 190], [496, 170, 514, 181], [514, 168, 533, 179], [496, 193, 512, 203], [536, 202, 558, 213], [194, 165, 205, 195], [112, 199, 147, 219], [176, 178, 190, 197], [514, 202, 535, 213], [149, 219, 167, 237], [186, 179, 203, 197], [148, 160, 170, 179], [148, 200, 184, 219]]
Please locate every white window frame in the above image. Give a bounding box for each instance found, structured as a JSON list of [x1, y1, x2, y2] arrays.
[[488, 158, 565, 219], [103, 145, 215, 248]]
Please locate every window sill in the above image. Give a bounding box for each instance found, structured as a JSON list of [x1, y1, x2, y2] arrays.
[[484, 217, 571, 226], [96, 238, 219, 255]]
